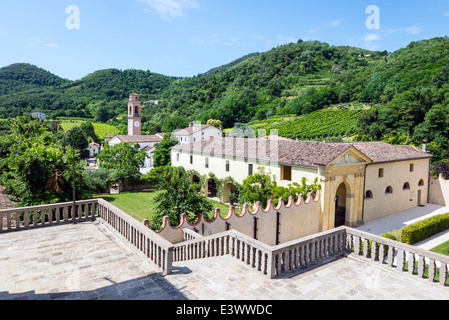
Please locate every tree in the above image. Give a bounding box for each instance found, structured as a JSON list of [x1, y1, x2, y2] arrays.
[[151, 167, 213, 230], [95, 105, 110, 123], [67, 126, 89, 159], [80, 121, 100, 143], [0, 118, 91, 206], [153, 134, 177, 167], [206, 119, 222, 129], [97, 143, 146, 185], [240, 167, 275, 208]]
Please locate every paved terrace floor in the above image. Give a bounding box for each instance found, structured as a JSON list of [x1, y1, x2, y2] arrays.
[[1, 220, 449, 300]]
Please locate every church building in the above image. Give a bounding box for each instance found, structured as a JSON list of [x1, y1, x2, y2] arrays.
[[108, 93, 165, 171]]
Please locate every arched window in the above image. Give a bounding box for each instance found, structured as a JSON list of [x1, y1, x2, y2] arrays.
[[418, 179, 425, 186], [403, 182, 410, 190], [135, 106, 139, 116], [365, 190, 373, 199], [385, 186, 393, 194]]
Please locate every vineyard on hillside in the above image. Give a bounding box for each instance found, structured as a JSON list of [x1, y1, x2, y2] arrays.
[[266, 107, 367, 140], [59, 120, 120, 139]]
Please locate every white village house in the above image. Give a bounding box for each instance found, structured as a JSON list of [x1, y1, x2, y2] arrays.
[[172, 122, 222, 145]]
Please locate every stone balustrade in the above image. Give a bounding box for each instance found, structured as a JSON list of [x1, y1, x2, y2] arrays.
[[1, 199, 448, 286], [345, 227, 449, 287], [0, 199, 98, 232], [96, 198, 174, 275]]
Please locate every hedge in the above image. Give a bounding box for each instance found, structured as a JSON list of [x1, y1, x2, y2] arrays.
[[401, 213, 449, 245]]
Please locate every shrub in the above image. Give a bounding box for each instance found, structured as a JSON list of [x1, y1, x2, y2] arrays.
[[401, 213, 449, 245]]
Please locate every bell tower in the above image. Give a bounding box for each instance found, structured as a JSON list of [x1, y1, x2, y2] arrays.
[[128, 93, 142, 136]]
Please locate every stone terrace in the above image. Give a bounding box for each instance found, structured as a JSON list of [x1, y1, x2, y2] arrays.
[[1, 220, 449, 300]]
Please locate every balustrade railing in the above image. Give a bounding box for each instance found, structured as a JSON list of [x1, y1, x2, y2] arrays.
[[0, 199, 98, 232], [96, 198, 174, 275], [1, 199, 448, 286], [345, 227, 449, 287]]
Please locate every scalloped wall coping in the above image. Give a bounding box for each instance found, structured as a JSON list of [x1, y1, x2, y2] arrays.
[[154, 191, 321, 232]]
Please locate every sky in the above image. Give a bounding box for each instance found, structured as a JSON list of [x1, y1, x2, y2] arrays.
[[1, 0, 449, 81]]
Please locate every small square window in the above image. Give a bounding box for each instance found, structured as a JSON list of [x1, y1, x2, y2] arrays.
[[281, 165, 292, 181], [248, 164, 253, 176], [378, 168, 384, 178]]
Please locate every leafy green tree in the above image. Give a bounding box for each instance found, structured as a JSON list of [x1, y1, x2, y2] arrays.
[[153, 134, 177, 167], [151, 167, 213, 230], [97, 143, 146, 185], [80, 121, 100, 143], [0, 118, 90, 206], [240, 167, 275, 208]]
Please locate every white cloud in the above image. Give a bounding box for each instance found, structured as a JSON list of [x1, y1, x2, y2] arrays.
[[139, 0, 199, 19], [363, 33, 381, 42], [28, 38, 58, 49], [191, 34, 237, 47], [362, 33, 381, 51], [330, 19, 343, 27], [386, 25, 423, 35], [404, 26, 423, 35], [443, 11, 449, 17], [276, 35, 296, 44]]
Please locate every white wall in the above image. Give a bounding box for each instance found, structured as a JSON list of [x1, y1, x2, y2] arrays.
[[363, 158, 430, 222], [171, 151, 318, 186]]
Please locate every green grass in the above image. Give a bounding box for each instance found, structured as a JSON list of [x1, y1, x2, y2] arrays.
[[95, 190, 161, 222], [95, 190, 237, 224], [431, 240, 449, 256]]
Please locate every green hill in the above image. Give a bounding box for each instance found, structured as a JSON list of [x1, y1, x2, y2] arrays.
[[1, 37, 449, 159]]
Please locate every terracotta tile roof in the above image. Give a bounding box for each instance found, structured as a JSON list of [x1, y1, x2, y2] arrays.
[[114, 134, 164, 143], [173, 125, 214, 136], [172, 137, 432, 167]]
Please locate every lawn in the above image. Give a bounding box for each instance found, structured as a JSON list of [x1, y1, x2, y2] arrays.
[[95, 190, 236, 224], [431, 240, 449, 256]]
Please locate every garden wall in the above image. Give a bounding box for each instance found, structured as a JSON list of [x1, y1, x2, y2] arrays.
[[429, 174, 449, 206], [151, 192, 321, 246]]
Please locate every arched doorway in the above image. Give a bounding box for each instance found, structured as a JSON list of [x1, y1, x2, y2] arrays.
[[206, 178, 217, 198], [335, 183, 347, 227], [222, 183, 237, 205]]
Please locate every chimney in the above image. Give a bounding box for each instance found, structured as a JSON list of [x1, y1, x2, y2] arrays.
[[422, 140, 428, 153]]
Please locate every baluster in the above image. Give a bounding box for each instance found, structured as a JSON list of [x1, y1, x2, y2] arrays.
[[387, 246, 395, 267], [408, 253, 416, 275], [440, 263, 448, 287], [397, 249, 406, 272], [363, 239, 370, 259], [417, 256, 426, 278], [428, 259, 436, 282], [354, 236, 361, 255], [371, 241, 378, 262]]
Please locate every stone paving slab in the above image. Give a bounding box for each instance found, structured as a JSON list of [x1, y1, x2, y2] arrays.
[[0, 221, 449, 300]]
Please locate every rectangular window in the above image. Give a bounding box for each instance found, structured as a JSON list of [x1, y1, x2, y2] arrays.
[[378, 168, 384, 178], [281, 165, 292, 181], [410, 164, 414, 172], [226, 160, 230, 172], [176, 153, 180, 162], [205, 157, 209, 168], [190, 155, 193, 165], [248, 164, 253, 176]]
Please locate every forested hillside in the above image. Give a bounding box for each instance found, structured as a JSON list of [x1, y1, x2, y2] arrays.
[[1, 37, 449, 161]]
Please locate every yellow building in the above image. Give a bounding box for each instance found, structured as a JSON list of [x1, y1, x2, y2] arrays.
[[171, 136, 432, 232]]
